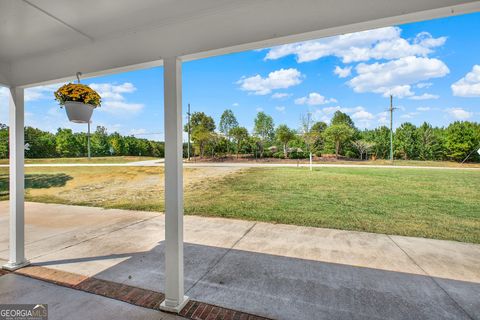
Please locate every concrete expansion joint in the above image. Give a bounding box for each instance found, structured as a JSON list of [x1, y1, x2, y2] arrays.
[[386, 235, 475, 320], [27, 215, 158, 262], [186, 222, 257, 294]]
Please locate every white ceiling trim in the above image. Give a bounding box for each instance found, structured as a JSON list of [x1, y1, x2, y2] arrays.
[[6, 0, 480, 88]]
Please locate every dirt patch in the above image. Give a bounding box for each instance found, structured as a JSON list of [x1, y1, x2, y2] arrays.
[[23, 166, 242, 209]]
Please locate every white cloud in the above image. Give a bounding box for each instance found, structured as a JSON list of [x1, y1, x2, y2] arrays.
[[102, 101, 144, 113], [295, 92, 337, 106], [445, 108, 472, 120], [408, 93, 439, 100], [24, 84, 62, 102], [451, 65, 480, 97], [334, 66, 352, 78], [237, 68, 303, 95], [400, 112, 419, 119], [321, 106, 343, 114], [416, 82, 433, 89], [416, 107, 431, 111], [377, 111, 389, 125], [271, 92, 291, 99], [89, 82, 144, 114], [315, 106, 388, 128], [89, 82, 136, 100], [351, 109, 374, 120], [265, 27, 446, 63], [348, 56, 449, 98], [232, 102, 239, 107], [255, 107, 264, 112], [130, 128, 147, 135], [275, 106, 286, 113]]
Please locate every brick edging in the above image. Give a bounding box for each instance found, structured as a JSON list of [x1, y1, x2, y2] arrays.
[[12, 265, 272, 320]]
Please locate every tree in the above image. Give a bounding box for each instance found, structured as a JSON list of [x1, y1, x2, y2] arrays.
[[352, 140, 375, 160], [361, 126, 390, 159], [219, 109, 238, 155], [275, 124, 296, 158], [310, 121, 327, 152], [184, 112, 216, 158], [0, 124, 8, 159], [331, 111, 355, 129], [184, 112, 215, 133], [192, 127, 214, 158], [229, 126, 249, 158], [24, 126, 56, 158], [55, 128, 81, 157], [109, 132, 126, 155], [417, 122, 441, 160], [91, 126, 110, 156], [253, 112, 274, 157], [324, 124, 355, 158], [395, 122, 418, 160], [444, 121, 480, 161]]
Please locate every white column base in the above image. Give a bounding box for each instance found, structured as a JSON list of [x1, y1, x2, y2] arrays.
[[2, 260, 30, 271], [159, 296, 190, 313]]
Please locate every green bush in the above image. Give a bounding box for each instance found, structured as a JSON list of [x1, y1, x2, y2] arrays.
[[263, 150, 273, 158], [273, 151, 285, 159], [290, 151, 309, 159], [345, 151, 357, 159]]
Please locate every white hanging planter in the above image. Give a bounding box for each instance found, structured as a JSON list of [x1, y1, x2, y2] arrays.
[[64, 101, 95, 123]]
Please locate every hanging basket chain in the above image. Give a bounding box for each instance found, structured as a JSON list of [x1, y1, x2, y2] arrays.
[[76, 72, 82, 84]]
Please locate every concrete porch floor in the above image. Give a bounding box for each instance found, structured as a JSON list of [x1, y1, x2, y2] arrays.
[[0, 202, 479, 320]]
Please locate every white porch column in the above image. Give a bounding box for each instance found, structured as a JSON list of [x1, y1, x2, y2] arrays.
[[160, 57, 189, 313], [3, 87, 29, 271]]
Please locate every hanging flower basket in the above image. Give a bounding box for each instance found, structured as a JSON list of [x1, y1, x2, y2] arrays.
[[54, 83, 101, 123]]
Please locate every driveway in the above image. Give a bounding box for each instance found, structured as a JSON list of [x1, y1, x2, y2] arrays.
[[0, 202, 479, 319], [1, 159, 479, 170]]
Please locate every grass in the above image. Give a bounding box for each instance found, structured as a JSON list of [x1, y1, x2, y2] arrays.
[[0, 166, 478, 243], [0, 156, 159, 165], [186, 167, 480, 243], [335, 159, 480, 168]]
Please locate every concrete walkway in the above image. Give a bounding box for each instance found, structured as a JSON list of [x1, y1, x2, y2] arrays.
[[0, 202, 479, 319]]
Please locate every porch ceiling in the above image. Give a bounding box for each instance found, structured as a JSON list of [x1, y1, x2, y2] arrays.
[[1, 0, 479, 87]]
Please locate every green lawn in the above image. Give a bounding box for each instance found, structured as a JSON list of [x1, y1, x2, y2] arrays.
[[0, 166, 478, 243], [186, 167, 480, 243], [0, 156, 159, 165]]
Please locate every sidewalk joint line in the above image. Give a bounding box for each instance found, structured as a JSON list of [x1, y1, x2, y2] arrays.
[[386, 235, 475, 320], [28, 214, 159, 261], [185, 222, 257, 294]]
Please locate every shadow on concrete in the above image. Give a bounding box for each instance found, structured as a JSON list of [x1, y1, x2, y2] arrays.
[[41, 242, 479, 320], [34, 252, 138, 266], [0, 173, 72, 196]]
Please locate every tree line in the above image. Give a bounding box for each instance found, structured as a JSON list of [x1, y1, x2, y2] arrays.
[[1, 109, 479, 162], [184, 109, 480, 162], [0, 124, 164, 158]]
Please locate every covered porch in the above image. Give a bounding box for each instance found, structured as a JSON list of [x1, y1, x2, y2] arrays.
[[1, 0, 480, 318]]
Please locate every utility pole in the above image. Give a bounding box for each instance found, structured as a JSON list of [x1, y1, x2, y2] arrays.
[[187, 103, 191, 161], [388, 95, 397, 163]]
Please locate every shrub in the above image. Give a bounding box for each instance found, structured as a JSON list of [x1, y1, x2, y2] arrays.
[[273, 151, 285, 159], [290, 151, 309, 159]]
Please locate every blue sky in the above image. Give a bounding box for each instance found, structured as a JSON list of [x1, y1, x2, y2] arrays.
[[1, 12, 479, 141]]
